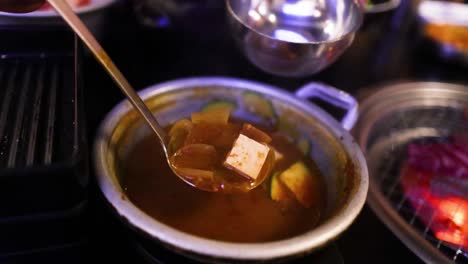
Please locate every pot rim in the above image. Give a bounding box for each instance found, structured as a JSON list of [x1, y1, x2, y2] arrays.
[[94, 76, 368, 261]]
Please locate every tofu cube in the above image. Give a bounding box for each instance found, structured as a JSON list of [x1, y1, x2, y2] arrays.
[[224, 134, 270, 180]]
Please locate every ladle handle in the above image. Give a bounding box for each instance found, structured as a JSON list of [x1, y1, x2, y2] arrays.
[[47, 0, 168, 145], [295, 82, 358, 130]]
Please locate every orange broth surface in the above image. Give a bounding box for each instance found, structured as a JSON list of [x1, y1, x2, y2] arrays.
[[122, 120, 326, 242]]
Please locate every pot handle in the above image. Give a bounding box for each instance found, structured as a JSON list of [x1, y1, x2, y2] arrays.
[[295, 82, 358, 130]]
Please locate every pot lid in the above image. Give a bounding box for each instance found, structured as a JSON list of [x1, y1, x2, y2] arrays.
[[353, 82, 468, 263]]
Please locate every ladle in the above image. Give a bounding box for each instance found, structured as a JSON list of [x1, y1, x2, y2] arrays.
[[47, 0, 267, 193]]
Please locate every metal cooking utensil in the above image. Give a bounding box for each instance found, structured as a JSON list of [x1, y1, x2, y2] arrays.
[[226, 0, 364, 77], [94, 77, 368, 262], [47, 0, 227, 193]]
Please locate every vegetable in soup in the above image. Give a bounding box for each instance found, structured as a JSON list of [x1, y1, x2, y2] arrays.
[[168, 108, 275, 192], [122, 110, 327, 242]]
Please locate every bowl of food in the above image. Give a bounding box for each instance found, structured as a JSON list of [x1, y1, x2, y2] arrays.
[[226, 0, 364, 77], [0, 0, 116, 38], [417, 0, 468, 64], [94, 77, 368, 262]]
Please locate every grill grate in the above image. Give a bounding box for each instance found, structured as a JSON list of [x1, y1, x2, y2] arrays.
[[0, 28, 88, 258], [0, 55, 76, 169], [369, 106, 468, 263], [0, 52, 85, 218]]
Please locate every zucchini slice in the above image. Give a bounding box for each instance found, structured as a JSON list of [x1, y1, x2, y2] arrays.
[[297, 139, 310, 156], [243, 92, 276, 120], [201, 100, 237, 113], [191, 108, 231, 124]]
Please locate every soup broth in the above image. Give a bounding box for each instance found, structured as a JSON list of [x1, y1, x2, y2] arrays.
[[122, 121, 327, 243]]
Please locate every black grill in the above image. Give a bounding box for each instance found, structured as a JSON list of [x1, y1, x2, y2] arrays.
[[0, 27, 87, 260], [0, 53, 86, 217], [0, 58, 66, 167]]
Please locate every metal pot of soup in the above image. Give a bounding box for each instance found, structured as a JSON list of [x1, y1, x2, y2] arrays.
[[94, 77, 368, 262]]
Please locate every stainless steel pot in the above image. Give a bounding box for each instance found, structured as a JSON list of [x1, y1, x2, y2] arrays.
[[226, 0, 364, 77], [94, 77, 368, 262]]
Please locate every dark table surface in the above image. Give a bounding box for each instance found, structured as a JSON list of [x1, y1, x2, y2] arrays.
[[83, 1, 468, 263]]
